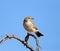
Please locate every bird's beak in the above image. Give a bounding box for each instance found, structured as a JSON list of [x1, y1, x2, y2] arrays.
[[31, 18, 34, 20]]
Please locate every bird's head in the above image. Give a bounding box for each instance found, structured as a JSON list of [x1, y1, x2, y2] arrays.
[[24, 16, 34, 22]]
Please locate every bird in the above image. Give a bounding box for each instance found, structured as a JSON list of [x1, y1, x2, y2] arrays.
[[23, 16, 43, 37]]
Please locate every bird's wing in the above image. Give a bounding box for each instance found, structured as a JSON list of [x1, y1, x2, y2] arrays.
[[31, 23, 38, 30]]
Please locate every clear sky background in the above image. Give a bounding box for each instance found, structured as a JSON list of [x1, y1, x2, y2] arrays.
[[0, 0, 60, 51]]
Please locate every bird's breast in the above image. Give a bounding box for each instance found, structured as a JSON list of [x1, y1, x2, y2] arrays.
[[23, 21, 33, 32]]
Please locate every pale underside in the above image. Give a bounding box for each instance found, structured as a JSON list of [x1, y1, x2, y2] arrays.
[[23, 21, 38, 33]]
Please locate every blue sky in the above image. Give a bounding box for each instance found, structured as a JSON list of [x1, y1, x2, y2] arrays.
[[0, 0, 60, 51]]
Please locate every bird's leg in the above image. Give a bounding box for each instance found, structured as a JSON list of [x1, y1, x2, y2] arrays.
[[25, 33, 30, 43]]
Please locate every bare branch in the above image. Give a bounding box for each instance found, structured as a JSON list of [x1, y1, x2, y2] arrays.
[[0, 33, 40, 51], [0, 35, 34, 51], [25, 33, 40, 51]]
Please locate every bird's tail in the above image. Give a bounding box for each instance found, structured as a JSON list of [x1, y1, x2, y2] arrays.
[[35, 31, 44, 37]]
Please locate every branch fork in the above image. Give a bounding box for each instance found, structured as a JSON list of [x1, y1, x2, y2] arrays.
[[0, 33, 40, 51]]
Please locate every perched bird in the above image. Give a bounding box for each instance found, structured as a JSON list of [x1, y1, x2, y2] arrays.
[[23, 16, 43, 37]]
